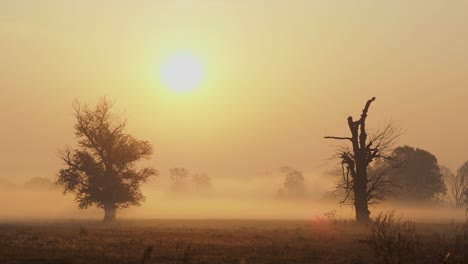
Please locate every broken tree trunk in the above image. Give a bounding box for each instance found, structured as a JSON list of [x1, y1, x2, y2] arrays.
[[325, 97, 376, 224]]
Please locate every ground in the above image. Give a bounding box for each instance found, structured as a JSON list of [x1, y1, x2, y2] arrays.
[[0, 219, 466, 264]]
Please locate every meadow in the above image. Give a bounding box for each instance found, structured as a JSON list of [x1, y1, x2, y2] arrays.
[[0, 216, 467, 264]]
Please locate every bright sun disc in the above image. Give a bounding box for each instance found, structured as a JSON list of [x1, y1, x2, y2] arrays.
[[160, 53, 205, 93]]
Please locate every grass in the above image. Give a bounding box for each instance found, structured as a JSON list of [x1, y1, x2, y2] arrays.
[[0, 218, 466, 264]]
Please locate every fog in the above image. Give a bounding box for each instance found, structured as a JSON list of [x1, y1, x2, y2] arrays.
[[2, 1, 468, 227], [1, 173, 465, 223]]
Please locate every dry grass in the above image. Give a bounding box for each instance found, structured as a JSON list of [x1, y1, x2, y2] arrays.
[[0, 218, 466, 264], [367, 212, 419, 264]]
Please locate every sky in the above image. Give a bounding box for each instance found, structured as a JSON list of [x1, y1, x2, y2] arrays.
[[1, 0, 468, 185]]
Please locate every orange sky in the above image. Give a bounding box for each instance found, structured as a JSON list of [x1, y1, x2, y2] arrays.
[[1, 1, 468, 183]]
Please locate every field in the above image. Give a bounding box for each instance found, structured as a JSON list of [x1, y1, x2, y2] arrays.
[[0, 218, 467, 264]]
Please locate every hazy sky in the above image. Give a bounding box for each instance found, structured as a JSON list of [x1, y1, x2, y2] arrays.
[[1, 1, 468, 183]]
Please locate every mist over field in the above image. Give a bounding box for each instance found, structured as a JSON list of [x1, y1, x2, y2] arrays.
[[2, 1, 468, 263], [1, 174, 465, 223], [0, 171, 329, 220]]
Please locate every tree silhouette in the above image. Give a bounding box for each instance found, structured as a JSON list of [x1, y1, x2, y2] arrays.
[[57, 98, 156, 222], [191, 173, 212, 191], [389, 146, 446, 202], [169, 167, 189, 192], [333, 156, 404, 207], [277, 166, 306, 199], [447, 162, 468, 207], [325, 97, 399, 223]]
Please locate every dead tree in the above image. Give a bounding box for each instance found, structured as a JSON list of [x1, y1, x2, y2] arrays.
[[325, 97, 398, 223]]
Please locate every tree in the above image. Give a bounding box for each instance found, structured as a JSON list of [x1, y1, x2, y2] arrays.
[[457, 162, 468, 208], [169, 167, 189, 192], [325, 97, 399, 223], [277, 166, 306, 199], [57, 98, 156, 222], [447, 162, 468, 207], [389, 146, 446, 202], [333, 156, 404, 207], [191, 173, 212, 191], [440, 166, 456, 204]]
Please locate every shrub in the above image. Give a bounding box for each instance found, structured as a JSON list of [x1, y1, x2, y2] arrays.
[[367, 211, 419, 264], [447, 217, 468, 262]]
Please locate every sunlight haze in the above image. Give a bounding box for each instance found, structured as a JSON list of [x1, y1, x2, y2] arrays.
[[1, 0, 468, 198]]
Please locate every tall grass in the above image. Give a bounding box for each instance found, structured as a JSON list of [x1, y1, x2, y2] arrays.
[[367, 211, 419, 264]]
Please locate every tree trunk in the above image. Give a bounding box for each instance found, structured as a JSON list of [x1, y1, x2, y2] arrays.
[[325, 97, 376, 224], [353, 175, 370, 224], [103, 204, 117, 223]]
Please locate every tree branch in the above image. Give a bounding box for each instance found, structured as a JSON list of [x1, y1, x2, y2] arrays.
[[324, 136, 352, 141], [359, 97, 376, 123]]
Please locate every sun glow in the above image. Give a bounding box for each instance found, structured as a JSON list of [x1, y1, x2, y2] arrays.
[[160, 53, 205, 93]]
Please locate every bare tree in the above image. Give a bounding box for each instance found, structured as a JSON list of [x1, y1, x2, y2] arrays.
[[57, 98, 156, 222], [366, 158, 404, 204], [332, 146, 404, 205], [448, 162, 468, 208], [325, 97, 400, 223]]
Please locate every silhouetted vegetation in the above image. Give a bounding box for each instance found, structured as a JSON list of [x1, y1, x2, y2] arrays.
[[169, 168, 213, 194], [1, 218, 467, 264], [56, 98, 157, 222], [277, 166, 306, 199], [445, 161, 468, 208], [169, 167, 190, 192], [367, 211, 420, 264], [325, 97, 400, 223], [191, 173, 212, 191], [388, 146, 446, 203]]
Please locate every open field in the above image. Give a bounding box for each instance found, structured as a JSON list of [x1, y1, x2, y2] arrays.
[[0, 219, 467, 264]]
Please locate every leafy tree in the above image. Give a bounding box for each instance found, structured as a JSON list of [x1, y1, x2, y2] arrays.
[[390, 146, 446, 202], [191, 173, 212, 190], [325, 97, 400, 223], [277, 166, 306, 199], [169, 167, 189, 192], [57, 98, 156, 222]]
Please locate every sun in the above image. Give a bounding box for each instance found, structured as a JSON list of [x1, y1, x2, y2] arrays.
[[160, 52, 205, 93]]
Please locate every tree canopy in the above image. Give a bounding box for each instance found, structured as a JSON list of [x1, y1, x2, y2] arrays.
[[57, 98, 157, 222], [389, 146, 446, 202], [277, 166, 306, 199]]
